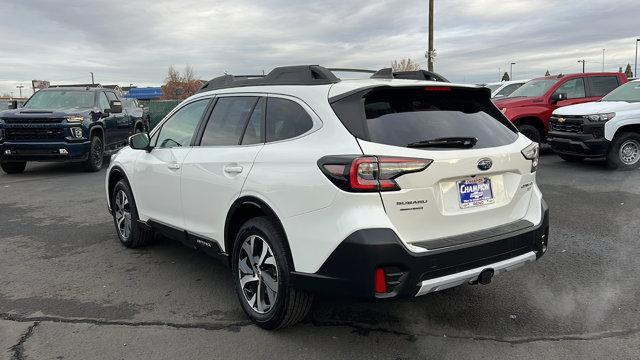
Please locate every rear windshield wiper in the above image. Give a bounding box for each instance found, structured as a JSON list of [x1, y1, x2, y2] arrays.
[[406, 137, 478, 149]]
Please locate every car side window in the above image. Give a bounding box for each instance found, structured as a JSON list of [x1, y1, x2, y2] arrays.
[[495, 83, 522, 97], [266, 97, 313, 142], [241, 97, 265, 145], [553, 78, 586, 99], [99, 93, 110, 110], [588, 76, 619, 97], [200, 96, 258, 146], [155, 99, 209, 149], [105, 92, 118, 103]]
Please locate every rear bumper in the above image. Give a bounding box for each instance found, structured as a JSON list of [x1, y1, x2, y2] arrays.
[[0, 141, 90, 162], [547, 131, 609, 157], [290, 200, 549, 300]]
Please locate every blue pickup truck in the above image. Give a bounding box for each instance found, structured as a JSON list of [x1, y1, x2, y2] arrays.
[[0, 87, 146, 173]]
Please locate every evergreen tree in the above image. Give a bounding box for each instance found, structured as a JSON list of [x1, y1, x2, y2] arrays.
[[545, 70, 550, 76], [624, 63, 634, 78], [501, 72, 510, 81]]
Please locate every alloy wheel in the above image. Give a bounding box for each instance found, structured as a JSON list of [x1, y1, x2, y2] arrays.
[[238, 235, 279, 314], [619, 139, 640, 165], [114, 190, 132, 240]]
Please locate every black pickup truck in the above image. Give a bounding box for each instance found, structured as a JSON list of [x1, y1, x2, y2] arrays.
[[0, 87, 145, 173]]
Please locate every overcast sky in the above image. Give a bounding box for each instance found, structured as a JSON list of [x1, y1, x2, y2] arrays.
[[0, 0, 637, 96]]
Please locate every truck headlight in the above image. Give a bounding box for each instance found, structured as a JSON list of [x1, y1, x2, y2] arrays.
[[521, 142, 539, 172], [65, 115, 84, 123], [586, 113, 615, 122]]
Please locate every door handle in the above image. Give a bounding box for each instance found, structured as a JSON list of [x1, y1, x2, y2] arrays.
[[167, 163, 180, 170], [224, 165, 243, 174]]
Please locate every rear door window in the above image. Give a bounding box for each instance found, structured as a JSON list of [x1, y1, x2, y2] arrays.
[[200, 96, 258, 146], [588, 76, 620, 97], [241, 97, 265, 145], [266, 97, 313, 142], [553, 78, 586, 99]]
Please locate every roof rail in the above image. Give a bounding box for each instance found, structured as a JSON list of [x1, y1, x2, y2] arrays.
[[198, 65, 340, 92], [328, 68, 376, 74], [370, 68, 449, 82]]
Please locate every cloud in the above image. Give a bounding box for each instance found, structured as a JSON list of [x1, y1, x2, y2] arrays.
[[0, 0, 637, 96]]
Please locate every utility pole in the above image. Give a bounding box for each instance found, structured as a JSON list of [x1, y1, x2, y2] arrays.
[[602, 49, 605, 72], [498, 67, 501, 81], [16, 85, 24, 98], [578, 60, 586, 73], [427, 0, 434, 72], [510, 62, 516, 80], [633, 39, 640, 77], [90, 72, 95, 85]]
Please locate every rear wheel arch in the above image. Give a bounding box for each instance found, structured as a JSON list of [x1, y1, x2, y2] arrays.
[[224, 196, 295, 270]]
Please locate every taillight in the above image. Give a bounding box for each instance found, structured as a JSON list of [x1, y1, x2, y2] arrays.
[[318, 155, 432, 192]]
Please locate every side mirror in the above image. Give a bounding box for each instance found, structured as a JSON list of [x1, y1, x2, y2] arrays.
[[110, 100, 123, 113], [550, 92, 567, 103], [7, 100, 18, 109], [129, 132, 151, 151]]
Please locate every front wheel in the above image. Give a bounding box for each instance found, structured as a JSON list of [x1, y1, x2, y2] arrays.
[[607, 132, 640, 170], [232, 217, 313, 329], [84, 135, 104, 172], [1, 161, 27, 174], [111, 179, 155, 248], [517, 124, 542, 143]]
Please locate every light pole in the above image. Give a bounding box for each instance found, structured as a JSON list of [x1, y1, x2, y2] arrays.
[[578, 60, 586, 73], [90, 72, 95, 85], [16, 85, 24, 98], [602, 49, 605, 72], [427, 0, 434, 72], [510, 62, 516, 80]]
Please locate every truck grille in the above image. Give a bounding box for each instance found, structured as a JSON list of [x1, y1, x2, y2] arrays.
[[549, 116, 584, 133], [2, 118, 64, 124], [4, 128, 65, 141]]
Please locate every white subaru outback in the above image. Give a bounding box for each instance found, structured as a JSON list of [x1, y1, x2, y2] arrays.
[[106, 65, 549, 329]]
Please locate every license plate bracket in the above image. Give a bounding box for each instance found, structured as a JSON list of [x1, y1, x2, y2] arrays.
[[457, 177, 494, 208]]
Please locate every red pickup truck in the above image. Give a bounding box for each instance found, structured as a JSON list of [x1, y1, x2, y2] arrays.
[[493, 72, 628, 142]]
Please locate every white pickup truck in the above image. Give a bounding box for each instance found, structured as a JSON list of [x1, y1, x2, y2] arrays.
[[547, 80, 640, 170]]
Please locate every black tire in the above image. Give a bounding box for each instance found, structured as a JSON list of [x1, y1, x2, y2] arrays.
[[517, 124, 542, 143], [558, 154, 585, 162], [0, 161, 27, 174], [84, 135, 104, 172], [607, 132, 640, 171], [111, 179, 155, 248], [231, 217, 313, 329]]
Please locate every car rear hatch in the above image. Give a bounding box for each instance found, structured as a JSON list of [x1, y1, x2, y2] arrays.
[[330, 85, 538, 249]]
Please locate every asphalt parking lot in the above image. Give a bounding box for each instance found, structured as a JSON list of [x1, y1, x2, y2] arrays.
[[1, 151, 639, 360]]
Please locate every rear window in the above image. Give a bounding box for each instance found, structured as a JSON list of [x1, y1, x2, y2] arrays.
[[332, 87, 518, 149]]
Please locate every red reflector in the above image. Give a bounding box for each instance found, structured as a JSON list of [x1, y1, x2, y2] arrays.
[[374, 268, 388, 294], [422, 86, 451, 92]]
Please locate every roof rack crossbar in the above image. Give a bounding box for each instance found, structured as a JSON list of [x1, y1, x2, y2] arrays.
[[198, 65, 340, 92], [370, 68, 449, 83]]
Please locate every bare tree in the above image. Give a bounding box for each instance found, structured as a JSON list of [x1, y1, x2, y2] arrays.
[[392, 58, 421, 71], [161, 65, 202, 100]]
